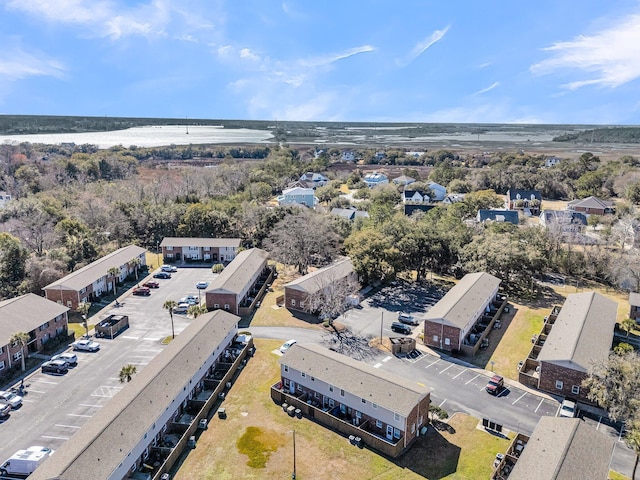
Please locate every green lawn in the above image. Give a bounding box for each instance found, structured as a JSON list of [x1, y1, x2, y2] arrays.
[[609, 470, 631, 480]]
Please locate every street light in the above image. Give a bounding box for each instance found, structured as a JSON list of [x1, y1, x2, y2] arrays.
[[156, 241, 160, 269], [291, 429, 296, 480]]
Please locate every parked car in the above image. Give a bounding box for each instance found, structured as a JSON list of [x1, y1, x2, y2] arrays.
[[0, 390, 23, 409], [153, 272, 172, 279], [0, 401, 11, 417], [486, 375, 504, 395], [173, 303, 190, 314], [558, 399, 577, 418], [161, 265, 178, 273], [51, 352, 78, 367], [397, 313, 419, 325], [41, 359, 69, 374], [196, 281, 209, 289], [132, 286, 151, 296], [391, 322, 412, 334], [186, 295, 199, 304], [72, 339, 101, 352], [143, 280, 160, 289], [280, 339, 297, 354]]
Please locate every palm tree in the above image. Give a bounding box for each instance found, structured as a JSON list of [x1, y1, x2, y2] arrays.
[[119, 364, 137, 383], [188, 304, 208, 318], [9, 332, 29, 371], [163, 300, 177, 339], [128, 257, 142, 281], [107, 267, 120, 295], [77, 302, 91, 338]]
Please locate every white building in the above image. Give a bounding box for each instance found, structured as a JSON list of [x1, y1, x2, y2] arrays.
[[363, 172, 389, 188]]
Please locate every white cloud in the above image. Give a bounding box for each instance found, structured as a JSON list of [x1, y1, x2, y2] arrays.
[[398, 26, 449, 67], [281, 1, 307, 20], [239, 48, 260, 62], [300, 45, 375, 68], [472, 81, 500, 96], [0, 48, 65, 81], [531, 13, 640, 89]]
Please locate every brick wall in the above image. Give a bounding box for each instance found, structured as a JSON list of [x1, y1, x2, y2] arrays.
[[423, 321, 461, 352], [45, 288, 79, 311], [284, 288, 309, 312], [205, 292, 238, 315], [538, 361, 591, 403]]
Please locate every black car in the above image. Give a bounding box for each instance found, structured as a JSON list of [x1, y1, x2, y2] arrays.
[[153, 272, 172, 279], [391, 322, 412, 334], [41, 359, 68, 374]]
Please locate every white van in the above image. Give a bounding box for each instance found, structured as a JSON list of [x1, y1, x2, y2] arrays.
[[0, 446, 54, 477]]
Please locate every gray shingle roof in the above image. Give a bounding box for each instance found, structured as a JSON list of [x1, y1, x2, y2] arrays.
[[281, 343, 429, 416], [43, 245, 146, 292], [424, 272, 501, 329], [509, 417, 614, 480], [567, 196, 614, 210], [507, 189, 542, 201], [206, 248, 268, 295], [29, 310, 239, 480], [538, 292, 617, 372], [284, 258, 354, 294], [0, 294, 69, 346], [159, 237, 242, 248], [477, 209, 519, 224], [629, 291, 640, 307]]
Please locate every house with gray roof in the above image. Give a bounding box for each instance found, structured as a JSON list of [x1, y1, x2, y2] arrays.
[[330, 207, 369, 221], [567, 196, 615, 216], [160, 237, 241, 263], [272, 343, 430, 458], [519, 292, 617, 403], [0, 294, 69, 371], [477, 209, 519, 225], [392, 175, 416, 186], [284, 258, 356, 314], [493, 416, 614, 480], [43, 245, 146, 311], [423, 272, 504, 355], [30, 310, 243, 480], [506, 189, 543, 215], [539, 210, 587, 234], [204, 248, 272, 315]]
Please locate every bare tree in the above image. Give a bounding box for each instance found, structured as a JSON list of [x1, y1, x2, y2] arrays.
[[305, 270, 360, 322]]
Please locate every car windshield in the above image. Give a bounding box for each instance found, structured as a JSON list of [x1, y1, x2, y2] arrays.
[[488, 378, 502, 387]]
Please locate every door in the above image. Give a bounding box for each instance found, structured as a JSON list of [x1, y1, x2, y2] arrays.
[[386, 425, 393, 440], [289, 381, 295, 394]]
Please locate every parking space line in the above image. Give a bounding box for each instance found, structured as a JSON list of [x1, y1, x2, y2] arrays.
[[27, 389, 45, 394], [67, 414, 91, 418], [382, 356, 392, 363], [439, 399, 447, 408], [465, 373, 480, 385], [373, 363, 382, 369], [55, 424, 81, 429], [425, 359, 440, 369], [79, 404, 102, 408], [41, 435, 69, 440], [452, 368, 466, 380], [32, 380, 58, 385], [439, 364, 455, 375], [512, 392, 527, 405], [120, 335, 140, 340], [534, 398, 545, 413]]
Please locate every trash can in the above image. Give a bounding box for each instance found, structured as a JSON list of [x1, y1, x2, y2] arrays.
[[349, 435, 356, 445], [217, 408, 227, 419], [287, 405, 296, 417], [282, 402, 289, 412], [295, 408, 302, 418], [187, 436, 196, 448]]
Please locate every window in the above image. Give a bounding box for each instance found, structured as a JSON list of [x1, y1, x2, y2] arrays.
[[166, 246, 173, 251], [204, 246, 210, 251], [571, 385, 580, 395], [444, 338, 451, 346], [355, 411, 361, 419], [224, 304, 230, 310], [340, 389, 345, 397], [411, 423, 415, 434], [311, 377, 315, 382], [0, 346, 3, 354], [214, 304, 220, 309], [297, 384, 302, 392], [284, 379, 290, 387], [314, 392, 319, 398], [79, 287, 86, 294], [555, 380, 564, 390], [375, 420, 382, 428], [393, 428, 401, 439], [291, 299, 296, 306], [300, 302, 305, 309], [283, 365, 288, 373], [301, 372, 306, 378], [372, 403, 377, 409], [361, 398, 366, 404], [328, 385, 333, 392], [13, 351, 22, 362], [433, 335, 438, 342], [166, 253, 174, 259], [394, 412, 401, 422]]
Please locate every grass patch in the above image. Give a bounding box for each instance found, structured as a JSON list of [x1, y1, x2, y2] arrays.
[[161, 336, 174, 345], [236, 427, 285, 468], [67, 322, 95, 338], [609, 470, 631, 480]]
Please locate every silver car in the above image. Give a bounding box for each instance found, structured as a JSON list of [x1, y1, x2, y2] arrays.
[[0, 390, 22, 409]]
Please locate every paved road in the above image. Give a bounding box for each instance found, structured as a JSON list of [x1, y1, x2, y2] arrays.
[[0, 266, 216, 463]]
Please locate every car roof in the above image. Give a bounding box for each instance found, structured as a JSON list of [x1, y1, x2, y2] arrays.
[[490, 374, 503, 382]]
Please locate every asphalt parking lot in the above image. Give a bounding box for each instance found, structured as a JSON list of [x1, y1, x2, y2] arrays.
[[0, 266, 218, 464]]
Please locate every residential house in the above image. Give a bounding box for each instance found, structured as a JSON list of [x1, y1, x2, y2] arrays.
[[160, 237, 241, 263], [271, 343, 430, 458], [519, 292, 617, 404], [567, 196, 615, 216], [299, 172, 328, 188], [423, 272, 506, 355], [493, 417, 614, 480], [277, 187, 318, 208], [476, 209, 519, 225], [427, 182, 447, 202], [375, 151, 386, 161], [506, 189, 543, 216], [544, 156, 562, 168], [539, 210, 587, 234], [403, 204, 436, 216], [29, 310, 250, 480], [284, 258, 356, 313], [406, 151, 425, 159], [442, 193, 465, 204], [363, 172, 389, 188], [205, 248, 272, 315], [392, 175, 416, 186], [43, 245, 147, 311], [0, 191, 11, 208], [341, 150, 355, 162], [402, 190, 430, 204], [0, 294, 69, 373], [629, 292, 640, 322], [330, 207, 369, 221]]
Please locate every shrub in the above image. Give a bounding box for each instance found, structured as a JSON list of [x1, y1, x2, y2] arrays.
[[212, 263, 225, 274]]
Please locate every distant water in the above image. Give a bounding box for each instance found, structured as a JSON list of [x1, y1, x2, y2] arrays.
[[0, 125, 273, 148]]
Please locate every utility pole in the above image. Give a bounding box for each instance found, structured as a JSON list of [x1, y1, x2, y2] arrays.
[[380, 311, 384, 345], [292, 429, 296, 479]]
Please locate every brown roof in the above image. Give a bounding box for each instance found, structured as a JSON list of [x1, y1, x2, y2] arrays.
[[538, 292, 617, 372], [159, 237, 242, 248], [284, 258, 354, 294], [281, 343, 429, 416], [0, 294, 69, 345], [206, 248, 268, 295], [43, 245, 146, 292], [509, 417, 614, 480], [423, 272, 501, 329], [29, 310, 239, 480]]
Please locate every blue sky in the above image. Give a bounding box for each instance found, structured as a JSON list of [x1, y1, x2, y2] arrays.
[[1, 0, 640, 124]]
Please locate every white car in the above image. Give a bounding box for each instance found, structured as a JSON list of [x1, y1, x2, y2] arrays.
[[173, 303, 190, 314], [161, 265, 178, 273], [558, 399, 577, 418], [279, 339, 297, 354], [196, 281, 209, 289], [51, 352, 78, 367], [72, 339, 101, 352], [0, 390, 22, 409], [397, 313, 419, 325]]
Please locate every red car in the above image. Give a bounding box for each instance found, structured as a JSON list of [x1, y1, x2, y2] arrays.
[[132, 286, 151, 296], [143, 281, 160, 289], [486, 375, 505, 395]]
